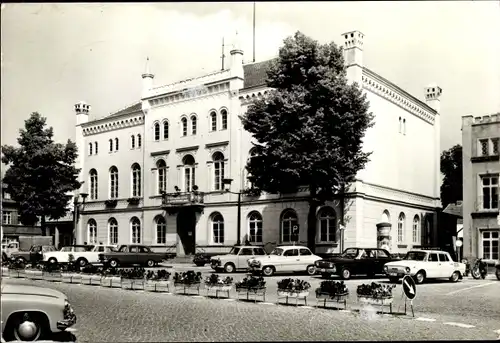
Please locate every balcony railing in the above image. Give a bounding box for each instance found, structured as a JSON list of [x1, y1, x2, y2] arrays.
[[474, 196, 499, 212], [162, 191, 205, 207]]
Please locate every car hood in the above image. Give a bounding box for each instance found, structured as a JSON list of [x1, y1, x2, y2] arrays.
[[385, 261, 412, 267], [321, 257, 356, 263], [1, 283, 66, 300]]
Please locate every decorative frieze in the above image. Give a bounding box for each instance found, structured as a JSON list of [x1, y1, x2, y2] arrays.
[[147, 82, 230, 109], [149, 69, 231, 97], [82, 115, 144, 136], [239, 89, 271, 105]]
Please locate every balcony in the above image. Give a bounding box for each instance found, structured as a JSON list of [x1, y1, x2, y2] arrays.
[[472, 196, 499, 217], [471, 154, 499, 163], [162, 191, 205, 214]]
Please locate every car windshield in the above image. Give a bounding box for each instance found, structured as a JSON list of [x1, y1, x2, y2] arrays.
[[228, 247, 241, 255], [340, 248, 358, 259], [270, 248, 284, 256], [404, 252, 427, 261]]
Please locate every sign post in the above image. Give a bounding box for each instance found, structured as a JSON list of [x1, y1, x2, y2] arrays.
[[401, 275, 416, 317], [291, 225, 299, 245]]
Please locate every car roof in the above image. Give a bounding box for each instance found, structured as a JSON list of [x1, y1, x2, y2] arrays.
[[234, 246, 262, 248], [277, 245, 309, 249]]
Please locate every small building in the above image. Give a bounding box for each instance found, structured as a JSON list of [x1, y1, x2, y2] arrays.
[[462, 113, 500, 265]]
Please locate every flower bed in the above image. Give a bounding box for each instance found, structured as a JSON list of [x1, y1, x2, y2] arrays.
[[315, 281, 349, 309], [235, 275, 267, 302], [276, 278, 311, 306], [173, 271, 202, 295], [356, 283, 395, 313], [120, 267, 146, 290], [204, 274, 233, 298], [144, 270, 171, 292], [79, 265, 103, 285], [100, 268, 122, 288], [7, 259, 27, 278]]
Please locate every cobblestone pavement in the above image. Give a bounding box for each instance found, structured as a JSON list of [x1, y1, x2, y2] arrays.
[[3, 277, 499, 342]]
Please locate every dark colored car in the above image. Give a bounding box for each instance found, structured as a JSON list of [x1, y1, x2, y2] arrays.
[[314, 247, 399, 280], [98, 244, 166, 268], [193, 254, 212, 267], [11, 245, 57, 264], [495, 261, 500, 280]]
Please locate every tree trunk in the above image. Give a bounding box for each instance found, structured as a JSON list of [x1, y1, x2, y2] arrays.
[[41, 215, 46, 236], [307, 185, 318, 254]]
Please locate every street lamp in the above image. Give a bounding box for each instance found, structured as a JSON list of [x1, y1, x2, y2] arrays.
[[222, 178, 243, 246], [72, 192, 88, 244]]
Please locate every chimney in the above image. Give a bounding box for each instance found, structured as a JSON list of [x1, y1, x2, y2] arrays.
[[75, 101, 90, 126], [342, 30, 364, 85], [424, 84, 442, 113]]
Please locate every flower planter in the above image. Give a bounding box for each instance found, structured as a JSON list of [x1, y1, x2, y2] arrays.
[[61, 273, 79, 283], [80, 274, 93, 285], [145, 280, 171, 293], [120, 278, 134, 290], [8, 269, 24, 278], [90, 275, 102, 286], [357, 295, 393, 314], [205, 283, 232, 298], [1, 266, 9, 276], [27, 270, 44, 280], [100, 276, 122, 288], [70, 273, 82, 284], [174, 282, 201, 295], [277, 290, 310, 306], [43, 272, 62, 282], [132, 279, 145, 291], [236, 286, 267, 303], [315, 291, 349, 310]]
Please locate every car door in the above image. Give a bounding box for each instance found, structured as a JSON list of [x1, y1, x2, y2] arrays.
[[282, 248, 300, 272], [129, 246, 140, 265], [237, 248, 254, 269], [29, 246, 42, 263], [425, 253, 441, 278], [438, 253, 454, 278], [298, 248, 315, 269], [354, 249, 373, 275], [374, 249, 391, 274]]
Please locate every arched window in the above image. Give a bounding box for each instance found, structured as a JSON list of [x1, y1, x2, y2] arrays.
[[131, 163, 141, 197], [109, 166, 119, 198], [162, 121, 168, 140], [137, 134, 142, 148], [425, 216, 432, 245], [157, 159, 167, 194], [403, 118, 406, 135], [248, 211, 263, 243], [412, 215, 420, 244], [154, 122, 160, 141], [94, 142, 98, 154], [221, 109, 228, 130], [131, 217, 141, 244], [398, 213, 405, 242], [281, 209, 298, 243], [109, 139, 113, 152], [191, 115, 197, 135], [182, 155, 195, 192], [181, 117, 188, 137], [155, 215, 166, 244], [87, 219, 97, 244], [211, 212, 224, 243], [213, 152, 225, 191], [131, 135, 136, 149], [318, 207, 336, 242], [89, 169, 98, 200], [89, 143, 93, 155], [399, 117, 402, 133], [108, 218, 118, 245], [210, 111, 217, 131], [115, 138, 119, 151]]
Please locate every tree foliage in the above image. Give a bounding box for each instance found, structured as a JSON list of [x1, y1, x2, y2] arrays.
[[440, 144, 463, 208], [2, 112, 81, 234], [240, 31, 374, 252]]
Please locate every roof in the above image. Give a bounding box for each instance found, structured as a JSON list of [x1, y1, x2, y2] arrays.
[[242, 59, 277, 89], [443, 202, 463, 218], [107, 102, 142, 118]]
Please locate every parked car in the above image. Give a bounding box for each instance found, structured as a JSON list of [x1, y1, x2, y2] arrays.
[[43, 244, 116, 267], [98, 244, 166, 268], [247, 245, 321, 277], [383, 249, 466, 284], [495, 260, 500, 281], [315, 247, 399, 280], [1, 282, 77, 341], [210, 246, 267, 273], [11, 245, 57, 264], [2, 241, 20, 260], [193, 254, 212, 267]]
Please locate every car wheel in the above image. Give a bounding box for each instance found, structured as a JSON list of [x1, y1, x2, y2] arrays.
[[5, 312, 48, 342], [146, 259, 155, 268], [109, 259, 119, 268], [77, 258, 88, 267], [414, 270, 426, 284], [341, 268, 351, 280], [389, 277, 400, 283], [306, 265, 316, 276], [224, 263, 235, 273], [262, 266, 275, 277], [48, 257, 58, 264], [449, 271, 460, 282]]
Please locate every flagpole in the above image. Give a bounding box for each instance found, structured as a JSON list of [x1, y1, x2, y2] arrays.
[[253, 1, 256, 62]]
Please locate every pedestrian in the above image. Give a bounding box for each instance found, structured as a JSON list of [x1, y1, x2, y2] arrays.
[[84, 241, 87, 245]]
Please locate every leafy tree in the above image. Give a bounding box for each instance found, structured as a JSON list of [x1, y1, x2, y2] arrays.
[[2, 112, 81, 235], [440, 144, 463, 208], [240, 31, 374, 253]]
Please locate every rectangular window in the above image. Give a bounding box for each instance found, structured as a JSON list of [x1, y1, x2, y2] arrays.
[[482, 230, 499, 260], [492, 138, 499, 155], [479, 139, 489, 156], [109, 139, 113, 152], [481, 174, 499, 210], [2, 211, 12, 225], [3, 191, 11, 200]]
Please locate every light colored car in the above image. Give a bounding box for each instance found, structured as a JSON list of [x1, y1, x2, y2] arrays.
[[1, 282, 76, 341], [1, 241, 19, 260], [383, 249, 466, 284], [247, 245, 322, 276], [43, 244, 117, 267], [210, 246, 267, 273]]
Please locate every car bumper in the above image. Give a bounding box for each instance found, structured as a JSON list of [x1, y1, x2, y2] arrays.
[[318, 268, 336, 274], [57, 314, 77, 330]]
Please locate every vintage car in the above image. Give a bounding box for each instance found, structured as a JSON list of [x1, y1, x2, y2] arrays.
[[247, 245, 321, 276], [11, 245, 57, 264], [2, 241, 20, 261], [210, 246, 267, 273], [98, 244, 166, 268], [383, 249, 466, 284], [43, 244, 116, 267], [495, 260, 500, 280], [1, 282, 76, 341], [314, 247, 399, 280]]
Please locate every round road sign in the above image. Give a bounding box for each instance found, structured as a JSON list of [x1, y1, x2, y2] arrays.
[[292, 225, 299, 233], [402, 275, 417, 300], [455, 240, 463, 247]]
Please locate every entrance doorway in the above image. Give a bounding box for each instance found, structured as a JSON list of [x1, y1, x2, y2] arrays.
[[176, 208, 197, 255]]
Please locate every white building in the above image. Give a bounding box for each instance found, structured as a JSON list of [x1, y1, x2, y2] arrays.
[[75, 30, 442, 256]]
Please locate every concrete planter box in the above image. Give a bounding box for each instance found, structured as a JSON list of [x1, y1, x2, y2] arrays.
[[357, 295, 393, 306], [80, 274, 93, 285], [27, 270, 44, 280], [145, 280, 171, 292], [132, 279, 145, 291], [120, 278, 133, 290], [43, 272, 62, 282], [61, 273, 79, 283], [70, 273, 82, 284], [90, 275, 102, 286], [2, 267, 9, 276], [235, 286, 267, 302], [8, 269, 24, 278], [173, 282, 201, 295], [100, 276, 121, 288], [277, 290, 310, 298]]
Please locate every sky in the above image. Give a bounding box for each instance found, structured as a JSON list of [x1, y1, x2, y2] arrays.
[[1, 2, 500, 158]]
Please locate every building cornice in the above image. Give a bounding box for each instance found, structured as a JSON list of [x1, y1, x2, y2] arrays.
[[82, 113, 144, 137]]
